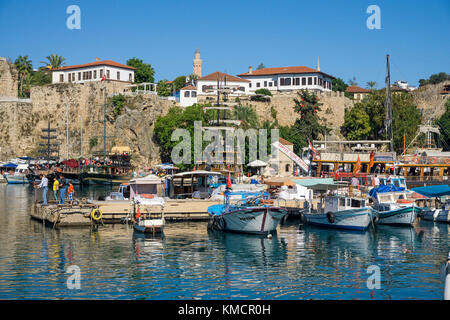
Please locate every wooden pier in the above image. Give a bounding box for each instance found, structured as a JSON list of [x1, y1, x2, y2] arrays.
[[30, 198, 307, 228]]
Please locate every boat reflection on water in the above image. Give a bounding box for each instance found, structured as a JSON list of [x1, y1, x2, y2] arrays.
[[208, 229, 288, 267], [132, 230, 165, 260]]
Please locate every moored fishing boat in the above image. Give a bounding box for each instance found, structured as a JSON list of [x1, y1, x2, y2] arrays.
[[4, 164, 31, 184], [369, 185, 419, 226], [303, 195, 374, 231], [207, 191, 287, 235], [411, 185, 450, 223]]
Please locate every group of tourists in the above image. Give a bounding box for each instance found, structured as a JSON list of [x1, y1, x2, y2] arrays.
[[35, 174, 75, 206]]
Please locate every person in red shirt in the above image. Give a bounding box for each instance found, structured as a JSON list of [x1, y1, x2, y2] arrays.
[[67, 182, 74, 206]]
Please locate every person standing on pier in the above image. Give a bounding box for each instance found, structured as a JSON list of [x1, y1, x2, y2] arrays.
[[37, 174, 49, 205], [53, 177, 59, 202], [67, 182, 74, 206], [58, 174, 67, 204]]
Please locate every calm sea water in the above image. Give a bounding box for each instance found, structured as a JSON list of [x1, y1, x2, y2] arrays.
[[0, 184, 448, 300]]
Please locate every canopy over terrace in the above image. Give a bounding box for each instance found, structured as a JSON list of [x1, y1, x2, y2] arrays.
[[129, 174, 163, 199], [264, 177, 296, 187], [411, 184, 450, 198], [292, 178, 348, 191]]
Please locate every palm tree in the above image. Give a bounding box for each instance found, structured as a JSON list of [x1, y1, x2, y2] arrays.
[[14, 55, 33, 97], [188, 73, 199, 85], [41, 54, 66, 69], [232, 105, 260, 130], [366, 81, 377, 90]]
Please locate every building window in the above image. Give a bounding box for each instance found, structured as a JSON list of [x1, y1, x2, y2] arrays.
[[184, 91, 190, 98], [59, 74, 64, 82], [249, 83, 252, 88], [106, 70, 110, 79], [302, 77, 306, 85], [100, 69, 104, 78], [319, 78, 322, 86], [274, 80, 277, 86], [72, 73, 75, 81], [129, 73, 132, 82], [256, 82, 260, 88], [308, 77, 312, 85], [94, 70, 97, 79], [285, 164, 290, 172], [191, 91, 197, 97], [78, 72, 81, 81], [294, 78, 300, 86], [280, 77, 291, 86], [117, 71, 120, 80], [269, 82, 272, 87], [314, 77, 317, 85], [264, 81, 267, 87]]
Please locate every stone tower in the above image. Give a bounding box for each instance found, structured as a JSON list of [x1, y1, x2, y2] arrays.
[[193, 48, 202, 77]]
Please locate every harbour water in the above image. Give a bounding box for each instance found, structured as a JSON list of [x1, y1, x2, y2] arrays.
[[0, 184, 448, 300]]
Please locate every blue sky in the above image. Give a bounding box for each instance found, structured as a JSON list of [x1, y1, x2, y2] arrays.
[[0, 0, 448, 87]]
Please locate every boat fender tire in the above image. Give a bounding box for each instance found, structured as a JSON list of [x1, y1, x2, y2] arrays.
[[91, 209, 102, 221], [326, 211, 335, 224]]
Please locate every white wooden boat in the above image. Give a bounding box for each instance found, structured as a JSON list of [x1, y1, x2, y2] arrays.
[[208, 191, 287, 235], [370, 188, 418, 226], [421, 200, 450, 223], [4, 164, 30, 184], [303, 196, 374, 231]]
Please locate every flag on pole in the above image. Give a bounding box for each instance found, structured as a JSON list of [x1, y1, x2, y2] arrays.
[[353, 156, 361, 174], [334, 164, 340, 180], [369, 151, 374, 169], [227, 172, 232, 189], [308, 139, 317, 155], [101, 75, 106, 81]]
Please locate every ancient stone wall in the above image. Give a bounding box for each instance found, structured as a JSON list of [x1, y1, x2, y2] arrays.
[[0, 57, 18, 98]]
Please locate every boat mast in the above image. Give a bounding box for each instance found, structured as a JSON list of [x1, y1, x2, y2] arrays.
[[103, 87, 107, 159], [385, 54, 394, 152]]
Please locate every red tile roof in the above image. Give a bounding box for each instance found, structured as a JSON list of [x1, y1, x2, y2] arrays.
[[238, 66, 335, 79], [52, 60, 136, 71], [198, 71, 249, 83], [279, 137, 293, 145], [346, 85, 371, 93], [180, 85, 197, 91]]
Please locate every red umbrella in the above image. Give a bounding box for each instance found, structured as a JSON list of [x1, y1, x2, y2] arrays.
[[227, 172, 232, 189]]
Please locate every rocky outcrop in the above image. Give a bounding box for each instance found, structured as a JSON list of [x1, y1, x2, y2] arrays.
[[0, 57, 18, 98]]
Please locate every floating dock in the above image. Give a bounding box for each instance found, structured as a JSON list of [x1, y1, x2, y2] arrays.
[[30, 198, 307, 228]]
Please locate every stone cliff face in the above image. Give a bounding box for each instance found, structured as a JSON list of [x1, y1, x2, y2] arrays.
[[0, 71, 175, 166]]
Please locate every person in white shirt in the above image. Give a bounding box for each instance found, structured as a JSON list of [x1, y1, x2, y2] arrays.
[[374, 175, 380, 187], [37, 174, 49, 205]]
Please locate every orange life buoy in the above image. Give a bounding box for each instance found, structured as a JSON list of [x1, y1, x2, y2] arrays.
[[46, 164, 50, 169], [429, 157, 437, 164], [107, 161, 112, 166], [96, 162, 101, 167], [445, 158, 450, 165], [412, 156, 419, 164], [90, 160, 95, 165]]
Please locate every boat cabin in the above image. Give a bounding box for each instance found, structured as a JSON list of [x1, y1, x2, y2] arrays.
[[378, 176, 407, 189], [322, 196, 366, 214], [167, 171, 221, 199]]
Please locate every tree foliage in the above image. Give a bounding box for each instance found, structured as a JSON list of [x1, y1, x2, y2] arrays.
[[332, 77, 348, 92], [419, 72, 450, 87], [256, 63, 265, 70], [172, 76, 187, 92], [41, 54, 66, 69], [156, 79, 172, 97], [341, 89, 422, 153], [254, 88, 272, 96], [279, 90, 329, 154], [126, 57, 155, 83], [232, 105, 260, 130], [14, 55, 33, 97], [436, 99, 450, 150]]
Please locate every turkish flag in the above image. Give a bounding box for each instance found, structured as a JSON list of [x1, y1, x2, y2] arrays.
[[101, 75, 106, 81], [227, 172, 232, 189]]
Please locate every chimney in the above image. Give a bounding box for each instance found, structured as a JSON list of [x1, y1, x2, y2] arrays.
[[96, 57, 100, 61], [248, 66, 253, 74]]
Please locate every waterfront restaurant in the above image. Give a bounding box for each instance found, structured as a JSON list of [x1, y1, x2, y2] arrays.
[[51, 59, 135, 84], [237, 65, 335, 93]]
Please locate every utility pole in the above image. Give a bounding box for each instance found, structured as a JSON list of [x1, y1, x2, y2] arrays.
[[385, 54, 394, 153]]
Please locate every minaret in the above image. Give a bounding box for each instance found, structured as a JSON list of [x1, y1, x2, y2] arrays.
[[316, 57, 320, 71], [193, 48, 202, 77]]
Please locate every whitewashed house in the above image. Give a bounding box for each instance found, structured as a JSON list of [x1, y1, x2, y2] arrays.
[[178, 85, 198, 107], [197, 71, 250, 96], [237, 66, 334, 93], [51, 59, 135, 84]]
